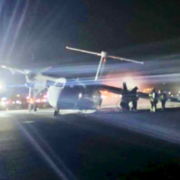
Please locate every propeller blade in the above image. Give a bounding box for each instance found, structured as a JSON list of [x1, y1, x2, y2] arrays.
[[66, 46, 101, 56], [107, 55, 144, 64], [1, 65, 28, 74]]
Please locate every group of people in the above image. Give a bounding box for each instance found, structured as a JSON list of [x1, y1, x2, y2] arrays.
[[120, 86, 167, 112], [120, 86, 139, 112], [149, 88, 167, 112]]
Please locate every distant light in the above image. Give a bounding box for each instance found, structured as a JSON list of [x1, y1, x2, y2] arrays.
[[26, 96, 30, 99], [1, 101, 6, 106], [16, 100, 21, 104], [171, 95, 174, 97], [43, 94, 47, 99], [17, 94, 20, 97], [168, 92, 171, 95], [30, 99, 34, 103], [36, 99, 40, 103], [179, 91, 180, 94], [79, 93, 82, 98], [101, 95, 105, 99]]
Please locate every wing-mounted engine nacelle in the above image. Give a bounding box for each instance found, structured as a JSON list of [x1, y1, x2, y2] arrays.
[[25, 82, 34, 88]]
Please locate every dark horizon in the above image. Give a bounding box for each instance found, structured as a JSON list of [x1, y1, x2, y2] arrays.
[[0, 0, 180, 92]]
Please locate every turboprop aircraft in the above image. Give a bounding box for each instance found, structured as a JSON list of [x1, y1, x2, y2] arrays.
[[1, 46, 145, 116]]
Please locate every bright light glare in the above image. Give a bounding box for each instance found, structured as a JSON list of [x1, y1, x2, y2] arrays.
[[16, 100, 22, 104], [43, 94, 47, 98], [79, 93, 82, 98], [1, 97, 7, 101], [1, 101, 6, 106], [101, 95, 106, 99], [123, 76, 137, 89], [36, 99, 40, 103]]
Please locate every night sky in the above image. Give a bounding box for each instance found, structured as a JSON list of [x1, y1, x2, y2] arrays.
[[0, 0, 180, 91], [0, 0, 179, 64]]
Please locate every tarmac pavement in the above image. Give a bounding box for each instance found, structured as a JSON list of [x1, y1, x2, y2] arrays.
[[0, 107, 180, 179]]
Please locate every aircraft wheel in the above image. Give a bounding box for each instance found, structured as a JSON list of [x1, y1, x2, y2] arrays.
[[33, 104, 38, 112], [54, 110, 59, 117]]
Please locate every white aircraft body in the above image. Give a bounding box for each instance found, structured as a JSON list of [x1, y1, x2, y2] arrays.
[[1, 46, 146, 116]]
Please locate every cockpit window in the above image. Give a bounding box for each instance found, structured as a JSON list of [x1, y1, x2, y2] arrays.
[[54, 82, 64, 87]]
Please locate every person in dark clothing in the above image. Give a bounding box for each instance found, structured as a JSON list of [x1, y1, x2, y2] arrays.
[[159, 90, 167, 111], [130, 87, 139, 111], [120, 94, 130, 111], [120, 82, 130, 111]]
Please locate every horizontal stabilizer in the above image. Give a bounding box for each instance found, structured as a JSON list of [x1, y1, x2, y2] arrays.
[[66, 46, 144, 64]]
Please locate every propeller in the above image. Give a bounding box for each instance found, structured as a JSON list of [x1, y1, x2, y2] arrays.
[[66, 46, 144, 64]]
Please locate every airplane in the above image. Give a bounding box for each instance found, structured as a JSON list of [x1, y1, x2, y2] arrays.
[[1, 46, 145, 116]]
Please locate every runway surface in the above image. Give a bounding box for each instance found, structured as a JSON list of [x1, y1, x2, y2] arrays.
[[0, 106, 180, 179]]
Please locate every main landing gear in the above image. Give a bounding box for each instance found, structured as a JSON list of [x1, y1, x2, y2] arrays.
[[28, 103, 38, 112], [54, 109, 60, 117]]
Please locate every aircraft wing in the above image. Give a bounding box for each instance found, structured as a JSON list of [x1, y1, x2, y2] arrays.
[[1, 64, 65, 84], [1, 65, 30, 74], [89, 84, 146, 96], [89, 84, 124, 94], [137, 92, 149, 99], [91, 84, 180, 103], [93, 85, 148, 98]]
